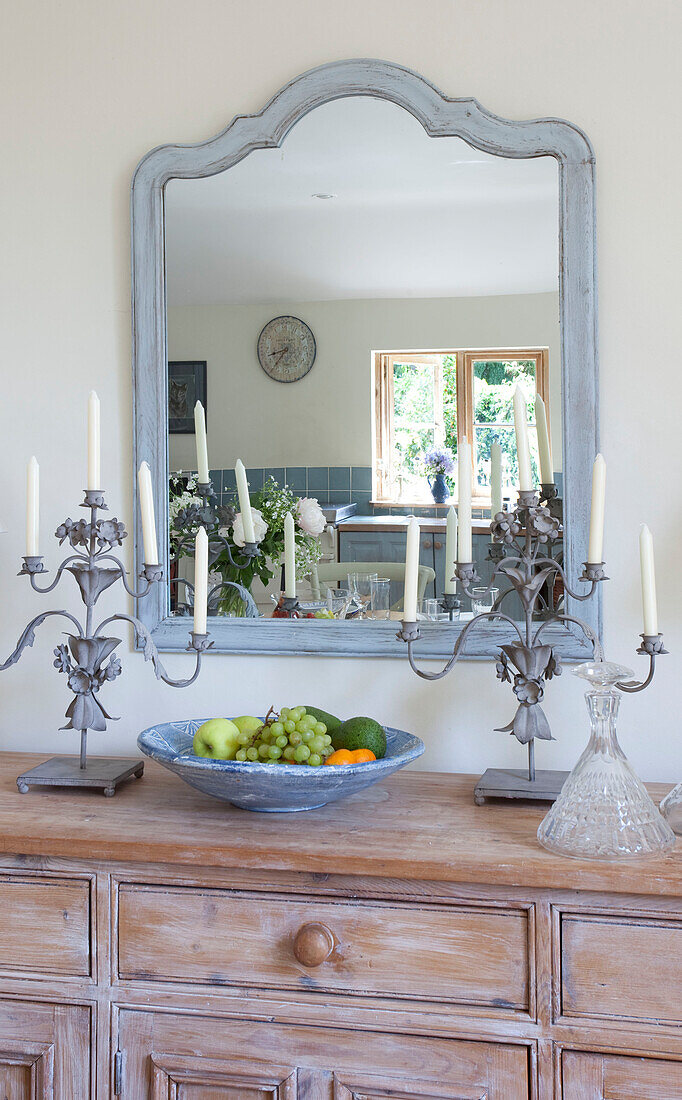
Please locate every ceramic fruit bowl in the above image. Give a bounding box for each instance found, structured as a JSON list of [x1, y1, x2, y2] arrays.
[[138, 719, 424, 812]]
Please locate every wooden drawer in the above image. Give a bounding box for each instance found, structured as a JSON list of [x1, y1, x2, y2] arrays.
[[560, 909, 682, 1026], [0, 874, 91, 977], [117, 883, 531, 1012]]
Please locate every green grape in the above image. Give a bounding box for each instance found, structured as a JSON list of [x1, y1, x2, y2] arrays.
[[322, 733, 332, 746], [259, 730, 271, 745], [313, 722, 327, 735], [293, 744, 311, 763], [268, 745, 283, 760], [310, 735, 326, 754], [270, 722, 284, 737], [308, 753, 322, 766], [280, 708, 290, 720], [300, 729, 314, 744], [289, 731, 302, 746], [300, 714, 316, 730], [275, 734, 288, 749], [290, 707, 305, 722], [237, 732, 252, 747], [235, 748, 248, 761], [283, 745, 296, 761], [258, 743, 270, 759], [283, 719, 296, 734], [246, 747, 259, 761]]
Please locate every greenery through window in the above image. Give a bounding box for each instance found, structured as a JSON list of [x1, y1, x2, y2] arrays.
[[374, 348, 549, 503]]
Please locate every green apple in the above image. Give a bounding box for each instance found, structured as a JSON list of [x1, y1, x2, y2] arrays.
[[232, 715, 263, 738], [192, 718, 241, 760]]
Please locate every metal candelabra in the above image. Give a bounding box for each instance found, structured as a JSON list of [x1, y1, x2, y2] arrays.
[[1, 486, 215, 796], [169, 479, 261, 617], [398, 487, 666, 804]]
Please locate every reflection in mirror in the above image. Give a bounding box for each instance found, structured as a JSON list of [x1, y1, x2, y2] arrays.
[[164, 96, 561, 628]]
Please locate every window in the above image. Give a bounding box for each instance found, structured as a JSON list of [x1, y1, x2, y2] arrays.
[[373, 348, 549, 503]]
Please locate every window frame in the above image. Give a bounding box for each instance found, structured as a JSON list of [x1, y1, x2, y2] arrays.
[[373, 347, 550, 504]]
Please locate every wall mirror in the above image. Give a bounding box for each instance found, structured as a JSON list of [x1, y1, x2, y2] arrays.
[[132, 60, 598, 658]]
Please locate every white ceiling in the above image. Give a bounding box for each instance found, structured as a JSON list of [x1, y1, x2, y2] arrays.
[[165, 96, 559, 307]]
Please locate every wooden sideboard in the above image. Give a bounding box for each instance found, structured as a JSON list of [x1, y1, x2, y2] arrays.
[[0, 752, 680, 1099]]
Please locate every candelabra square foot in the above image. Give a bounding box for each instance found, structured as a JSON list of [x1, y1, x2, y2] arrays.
[[16, 756, 144, 797], [474, 767, 569, 805]]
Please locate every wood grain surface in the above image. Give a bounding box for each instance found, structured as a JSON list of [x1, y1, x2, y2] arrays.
[[0, 753, 677, 896]]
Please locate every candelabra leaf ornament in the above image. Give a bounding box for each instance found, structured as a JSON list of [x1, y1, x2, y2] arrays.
[[3, 481, 215, 798], [398, 484, 673, 859]]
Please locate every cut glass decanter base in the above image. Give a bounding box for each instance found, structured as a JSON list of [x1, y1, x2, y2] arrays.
[[660, 782, 682, 836], [537, 661, 676, 861]]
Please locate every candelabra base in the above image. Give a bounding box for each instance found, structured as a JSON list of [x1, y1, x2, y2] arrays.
[[16, 756, 144, 797], [473, 767, 569, 805]]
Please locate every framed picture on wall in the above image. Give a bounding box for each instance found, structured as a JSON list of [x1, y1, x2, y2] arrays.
[[168, 360, 207, 433]]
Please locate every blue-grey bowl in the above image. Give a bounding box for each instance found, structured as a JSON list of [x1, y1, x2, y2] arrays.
[[137, 719, 425, 812]]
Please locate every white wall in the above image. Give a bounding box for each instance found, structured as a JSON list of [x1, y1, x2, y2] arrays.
[[1, 0, 680, 782], [168, 292, 561, 470]]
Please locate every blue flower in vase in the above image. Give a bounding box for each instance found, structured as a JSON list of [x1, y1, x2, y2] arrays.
[[423, 447, 455, 504]]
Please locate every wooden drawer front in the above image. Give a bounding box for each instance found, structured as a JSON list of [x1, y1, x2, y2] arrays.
[[118, 884, 530, 1011], [562, 1050, 682, 1098], [0, 875, 91, 977], [560, 911, 682, 1025]]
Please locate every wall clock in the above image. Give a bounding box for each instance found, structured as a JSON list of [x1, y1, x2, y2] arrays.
[[257, 315, 316, 382]]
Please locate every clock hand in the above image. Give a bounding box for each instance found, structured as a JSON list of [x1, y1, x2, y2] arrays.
[[273, 346, 289, 363]]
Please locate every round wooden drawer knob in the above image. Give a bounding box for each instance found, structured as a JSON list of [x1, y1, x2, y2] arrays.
[[293, 922, 334, 967]]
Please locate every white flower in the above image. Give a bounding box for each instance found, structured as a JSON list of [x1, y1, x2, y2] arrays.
[[232, 507, 268, 547], [296, 497, 326, 536]]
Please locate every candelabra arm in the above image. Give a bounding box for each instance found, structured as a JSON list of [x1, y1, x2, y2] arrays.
[[0, 610, 85, 672], [91, 556, 163, 599], [95, 613, 211, 688], [206, 579, 260, 618], [21, 554, 84, 594], [533, 612, 604, 661], [615, 634, 666, 693], [535, 556, 606, 602], [404, 611, 525, 682]]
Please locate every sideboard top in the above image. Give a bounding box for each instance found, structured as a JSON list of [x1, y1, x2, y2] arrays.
[[0, 753, 678, 896]]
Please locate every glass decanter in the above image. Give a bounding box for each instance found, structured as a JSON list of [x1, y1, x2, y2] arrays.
[[537, 661, 675, 860], [661, 782, 682, 835]]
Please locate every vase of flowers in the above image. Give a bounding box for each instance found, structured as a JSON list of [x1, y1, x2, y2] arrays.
[[213, 477, 325, 616], [424, 447, 455, 504]]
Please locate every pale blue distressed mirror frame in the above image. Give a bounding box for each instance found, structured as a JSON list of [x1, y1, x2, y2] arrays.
[[131, 59, 599, 659]]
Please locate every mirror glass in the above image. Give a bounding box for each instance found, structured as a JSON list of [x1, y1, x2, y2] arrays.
[[164, 96, 561, 627]]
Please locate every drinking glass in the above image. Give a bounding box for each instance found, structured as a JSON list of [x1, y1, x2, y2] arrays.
[[470, 586, 499, 615], [370, 577, 391, 619], [347, 572, 378, 618], [326, 586, 353, 619], [418, 598, 440, 621]]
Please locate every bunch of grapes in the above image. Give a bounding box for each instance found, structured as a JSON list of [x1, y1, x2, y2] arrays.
[[235, 707, 334, 767]]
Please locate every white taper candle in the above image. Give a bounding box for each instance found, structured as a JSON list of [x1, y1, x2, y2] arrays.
[[445, 506, 458, 594], [457, 437, 472, 562], [403, 516, 420, 621], [194, 401, 210, 484], [137, 461, 159, 565], [513, 385, 533, 491], [639, 524, 658, 636], [235, 459, 256, 543], [284, 511, 296, 598], [193, 526, 208, 635], [87, 391, 100, 490], [535, 394, 553, 485], [26, 456, 39, 556], [490, 440, 502, 518], [587, 453, 606, 564]]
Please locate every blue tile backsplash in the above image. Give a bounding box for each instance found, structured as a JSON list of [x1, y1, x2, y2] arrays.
[[212, 466, 374, 515]]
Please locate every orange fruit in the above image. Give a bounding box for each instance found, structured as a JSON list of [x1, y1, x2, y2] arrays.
[[324, 749, 354, 766], [350, 748, 376, 763]]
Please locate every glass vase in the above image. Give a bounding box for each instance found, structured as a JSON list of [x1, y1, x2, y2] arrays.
[[537, 661, 675, 860], [661, 782, 682, 835]]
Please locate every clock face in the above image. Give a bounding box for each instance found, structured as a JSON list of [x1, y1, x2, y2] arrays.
[[257, 316, 316, 383]]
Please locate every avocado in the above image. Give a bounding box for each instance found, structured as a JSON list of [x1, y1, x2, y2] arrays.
[[332, 716, 387, 759], [304, 706, 342, 732]]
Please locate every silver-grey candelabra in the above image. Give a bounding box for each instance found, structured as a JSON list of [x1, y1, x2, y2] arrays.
[[1, 486, 214, 796], [398, 487, 666, 804]]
